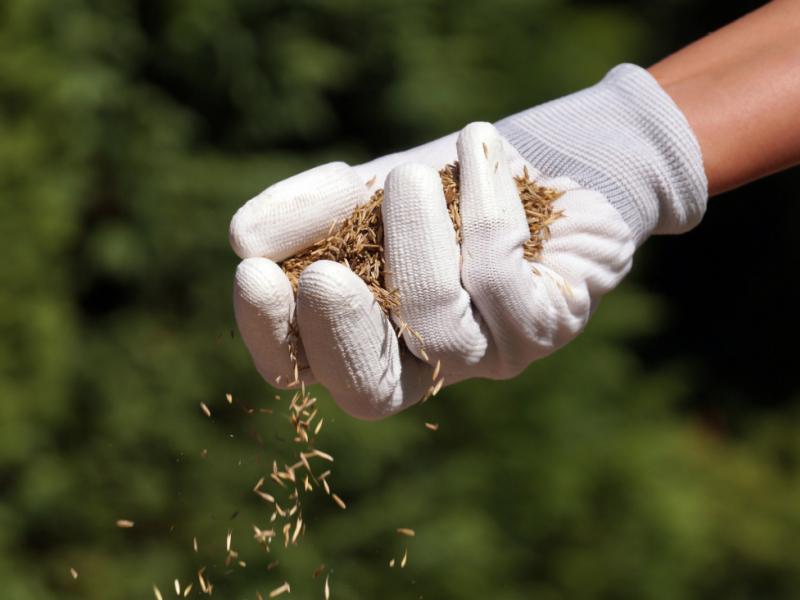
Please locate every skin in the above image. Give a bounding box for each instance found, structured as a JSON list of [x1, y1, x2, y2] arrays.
[[648, 0, 800, 196]]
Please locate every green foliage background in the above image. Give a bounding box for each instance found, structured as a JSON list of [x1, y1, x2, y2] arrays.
[[1, 0, 799, 598]]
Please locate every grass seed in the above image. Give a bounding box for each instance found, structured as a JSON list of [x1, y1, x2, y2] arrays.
[[280, 163, 562, 324], [269, 582, 291, 597]]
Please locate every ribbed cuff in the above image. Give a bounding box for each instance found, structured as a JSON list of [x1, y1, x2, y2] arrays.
[[495, 64, 708, 245]]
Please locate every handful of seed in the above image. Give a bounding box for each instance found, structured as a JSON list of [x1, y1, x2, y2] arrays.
[[280, 162, 563, 315], [144, 166, 563, 599]]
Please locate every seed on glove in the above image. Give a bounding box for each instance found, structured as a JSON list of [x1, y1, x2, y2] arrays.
[[280, 163, 563, 314]]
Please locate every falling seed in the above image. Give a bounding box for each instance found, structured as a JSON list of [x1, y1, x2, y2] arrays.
[[291, 517, 303, 544], [282, 522, 291, 547], [183, 583, 193, 597], [153, 585, 163, 600], [253, 524, 275, 544], [389, 558, 395, 568], [397, 528, 416, 537], [401, 547, 408, 568], [256, 489, 276, 503], [269, 581, 291, 597], [397, 321, 408, 338], [226, 529, 232, 552], [200, 402, 211, 418], [482, 142, 489, 158], [225, 548, 239, 566], [324, 574, 331, 600], [309, 449, 334, 462], [331, 494, 346, 509], [425, 422, 439, 431], [174, 579, 181, 595], [257, 592, 265, 600], [197, 567, 208, 593], [432, 360, 441, 382], [69, 567, 78, 579], [116, 519, 134, 528], [421, 386, 433, 404], [193, 536, 198, 552], [431, 377, 444, 396], [299, 452, 312, 474], [225, 392, 233, 404]]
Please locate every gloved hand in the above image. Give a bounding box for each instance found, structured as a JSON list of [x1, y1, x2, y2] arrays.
[[230, 64, 707, 420]]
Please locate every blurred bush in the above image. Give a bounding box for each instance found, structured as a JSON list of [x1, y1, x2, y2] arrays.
[[1, 0, 799, 598]]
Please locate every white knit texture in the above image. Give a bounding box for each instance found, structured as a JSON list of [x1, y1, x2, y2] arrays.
[[496, 63, 708, 245]]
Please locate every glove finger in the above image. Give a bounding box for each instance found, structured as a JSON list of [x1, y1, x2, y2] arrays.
[[229, 162, 369, 261], [458, 122, 577, 376], [234, 257, 314, 387], [382, 162, 488, 376], [296, 260, 430, 420]]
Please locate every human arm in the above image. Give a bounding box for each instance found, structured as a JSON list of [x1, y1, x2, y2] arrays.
[[649, 0, 800, 195]]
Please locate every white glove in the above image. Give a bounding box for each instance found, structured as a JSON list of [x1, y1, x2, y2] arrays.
[[230, 64, 707, 420]]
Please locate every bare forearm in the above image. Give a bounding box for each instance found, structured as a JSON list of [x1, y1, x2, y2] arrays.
[[649, 0, 800, 196]]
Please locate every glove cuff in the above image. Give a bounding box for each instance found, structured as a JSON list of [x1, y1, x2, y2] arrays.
[[495, 63, 708, 245]]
